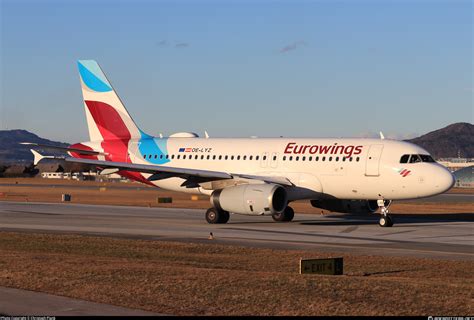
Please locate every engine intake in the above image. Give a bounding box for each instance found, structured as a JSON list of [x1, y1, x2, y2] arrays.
[[211, 184, 287, 215]]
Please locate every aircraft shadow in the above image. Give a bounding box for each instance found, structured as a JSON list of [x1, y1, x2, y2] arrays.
[[297, 212, 474, 226]]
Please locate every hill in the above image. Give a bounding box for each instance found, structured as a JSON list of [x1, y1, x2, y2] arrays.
[[406, 122, 474, 159], [0, 129, 69, 164]]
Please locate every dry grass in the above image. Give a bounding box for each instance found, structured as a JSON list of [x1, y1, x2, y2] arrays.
[[0, 232, 472, 316]]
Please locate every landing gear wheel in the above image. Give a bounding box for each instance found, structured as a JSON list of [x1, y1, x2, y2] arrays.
[[219, 210, 230, 224], [377, 199, 394, 227], [283, 206, 294, 222], [205, 208, 230, 224], [379, 215, 393, 227], [272, 206, 294, 222]]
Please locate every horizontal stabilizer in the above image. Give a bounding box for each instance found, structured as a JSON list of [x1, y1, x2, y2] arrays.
[[30, 149, 64, 165], [21, 142, 104, 156]]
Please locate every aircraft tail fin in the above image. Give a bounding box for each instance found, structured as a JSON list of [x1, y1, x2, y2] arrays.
[[77, 60, 146, 142]]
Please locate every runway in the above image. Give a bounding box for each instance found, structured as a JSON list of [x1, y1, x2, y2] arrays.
[[0, 201, 472, 260]]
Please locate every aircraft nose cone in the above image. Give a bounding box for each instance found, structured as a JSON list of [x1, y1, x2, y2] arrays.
[[435, 168, 455, 193]]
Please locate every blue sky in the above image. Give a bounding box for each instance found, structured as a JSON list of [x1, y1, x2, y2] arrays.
[[1, 0, 472, 143]]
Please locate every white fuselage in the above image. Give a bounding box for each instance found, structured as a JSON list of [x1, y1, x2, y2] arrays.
[[86, 137, 454, 201]]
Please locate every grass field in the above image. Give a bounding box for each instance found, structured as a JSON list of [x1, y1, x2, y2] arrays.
[[0, 232, 472, 316]]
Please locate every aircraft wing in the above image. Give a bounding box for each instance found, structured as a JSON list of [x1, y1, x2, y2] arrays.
[[62, 157, 293, 187]]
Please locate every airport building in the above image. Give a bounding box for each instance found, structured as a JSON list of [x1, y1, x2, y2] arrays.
[[437, 158, 473, 172], [453, 166, 473, 188]]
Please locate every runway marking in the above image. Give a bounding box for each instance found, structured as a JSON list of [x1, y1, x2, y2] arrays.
[[376, 229, 416, 237], [340, 226, 359, 233], [5, 210, 62, 216]]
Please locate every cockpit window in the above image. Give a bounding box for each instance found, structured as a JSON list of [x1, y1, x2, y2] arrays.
[[400, 154, 410, 163], [401, 154, 435, 164], [420, 154, 435, 163], [409, 154, 421, 163]]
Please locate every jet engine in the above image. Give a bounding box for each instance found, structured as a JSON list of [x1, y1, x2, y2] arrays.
[[211, 184, 287, 215], [310, 199, 381, 214]]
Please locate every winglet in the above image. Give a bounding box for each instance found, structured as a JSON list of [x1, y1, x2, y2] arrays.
[[31, 149, 45, 165], [379, 131, 385, 140]]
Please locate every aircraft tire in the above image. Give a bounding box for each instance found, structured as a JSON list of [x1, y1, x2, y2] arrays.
[[272, 206, 294, 222], [218, 210, 230, 224], [206, 208, 230, 224], [283, 206, 294, 222], [379, 215, 393, 227]]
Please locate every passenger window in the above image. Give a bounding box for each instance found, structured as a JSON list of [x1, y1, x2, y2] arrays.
[[296, 156, 299, 161], [225, 155, 228, 160], [231, 155, 234, 160], [283, 156, 286, 161], [166, 155, 169, 159], [237, 155, 241, 160], [315, 156, 319, 161], [342, 157, 346, 162], [322, 157, 325, 161], [177, 155, 181, 159], [171, 155, 175, 159], [213, 155, 216, 160], [302, 156, 306, 161], [309, 156, 312, 161], [356, 157, 359, 162], [273, 156, 277, 161], [195, 155, 198, 160], [207, 155, 210, 160], [243, 155, 247, 160], [409, 154, 421, 163], [249, 156, 253, 160], [160, 155, 164, 159], [263, 156, 266, 161], [289, 156, 293, 161], [201, 155, 204, 160], [219, 155, 222, 160], [400, 154, 410, 163], [335, 157, 339, 161], [329, 157, 332, 161], [154, 155, 157, 159], [256, 156, 259, 160]]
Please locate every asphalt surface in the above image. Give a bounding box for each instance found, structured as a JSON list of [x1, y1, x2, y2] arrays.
[[0, 200, 472, 260], [0, 286, 161, 316]]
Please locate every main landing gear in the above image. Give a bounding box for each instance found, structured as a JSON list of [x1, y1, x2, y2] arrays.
[[205, 207, 230, 224], [272, 206, 295, 222], [378, 200, 393, 227]]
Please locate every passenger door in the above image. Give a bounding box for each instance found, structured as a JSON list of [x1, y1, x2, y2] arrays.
[[365, 144, 384, 176]]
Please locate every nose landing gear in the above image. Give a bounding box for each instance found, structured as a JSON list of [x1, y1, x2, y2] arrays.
[[378, 200, 393, 227]]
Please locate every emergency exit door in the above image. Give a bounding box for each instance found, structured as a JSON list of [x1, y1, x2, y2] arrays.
[[365, 144, 384, 176]]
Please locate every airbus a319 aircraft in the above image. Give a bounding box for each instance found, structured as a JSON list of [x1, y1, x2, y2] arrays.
[[27, 60, 455, 227]]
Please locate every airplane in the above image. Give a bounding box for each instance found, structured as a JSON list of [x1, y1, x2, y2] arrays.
[[26, 60, 455, 227]]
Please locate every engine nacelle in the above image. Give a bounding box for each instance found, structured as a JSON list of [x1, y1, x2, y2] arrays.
[[310, 199, 380, 214], [211, 184, 288, 215]]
